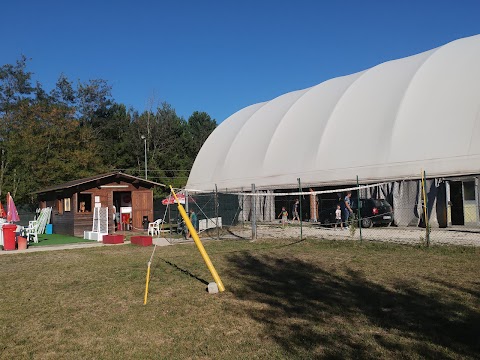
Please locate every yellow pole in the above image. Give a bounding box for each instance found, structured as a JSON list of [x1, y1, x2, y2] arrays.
[[143, 261, 151, 305], [170, 186, 225, 292], [143, 245, 157, 305]]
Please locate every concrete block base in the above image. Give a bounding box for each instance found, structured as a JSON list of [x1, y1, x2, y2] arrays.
[[207, 282, 219, 294]]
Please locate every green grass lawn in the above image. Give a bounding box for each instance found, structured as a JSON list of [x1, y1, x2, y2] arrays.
[[28, 233, 93, 247], [0, 238, 479, 359]]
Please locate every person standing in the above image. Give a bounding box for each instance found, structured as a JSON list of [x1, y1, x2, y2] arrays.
[[334, 204, 343, 230], [292, 199, 300, 221], [112, 205, 117, 231], [344, 191, 353, 228], [187, 209, 198, 238], [278, 207, 288, 228]]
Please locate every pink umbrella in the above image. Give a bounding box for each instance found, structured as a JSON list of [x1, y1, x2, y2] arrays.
[[162, 193, 186, 205], [6, 192, 20, 222]]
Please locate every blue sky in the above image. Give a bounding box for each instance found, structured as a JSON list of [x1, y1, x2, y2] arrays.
[[1, 0, 479, 123]]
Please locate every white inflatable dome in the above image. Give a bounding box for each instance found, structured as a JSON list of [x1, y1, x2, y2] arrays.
[[187, 35, 480, 191]]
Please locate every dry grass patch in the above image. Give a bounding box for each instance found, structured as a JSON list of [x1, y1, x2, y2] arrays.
[[0, 239, 479, 359]]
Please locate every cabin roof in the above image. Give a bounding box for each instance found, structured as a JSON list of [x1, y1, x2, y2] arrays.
[[34, 171, 165, 196]]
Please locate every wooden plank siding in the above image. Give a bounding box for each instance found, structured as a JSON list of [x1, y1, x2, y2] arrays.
[[74, 213, 95, 237], [39, 180, 155, 237], [46, 198, 76, 236], [54, 211, 76, 236]]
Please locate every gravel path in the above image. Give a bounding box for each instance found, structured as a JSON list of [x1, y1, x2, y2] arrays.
[[228, 223, 480, 247], [2, 224, 478, 255]]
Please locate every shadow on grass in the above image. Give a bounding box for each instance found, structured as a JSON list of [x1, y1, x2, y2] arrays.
[[226, 252, 480, 358], [203, 227, 249, 240], [159, 258, 209, 285]]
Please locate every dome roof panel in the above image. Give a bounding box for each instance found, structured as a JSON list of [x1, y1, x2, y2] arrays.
[[187, 35, 480, 190]]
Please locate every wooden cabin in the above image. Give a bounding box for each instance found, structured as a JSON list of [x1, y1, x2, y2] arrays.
[[34, 172, 164, 237]]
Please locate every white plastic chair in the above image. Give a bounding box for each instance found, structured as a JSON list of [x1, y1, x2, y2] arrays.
[[147, 219, 163, 236], [24, 220, 39, 243]]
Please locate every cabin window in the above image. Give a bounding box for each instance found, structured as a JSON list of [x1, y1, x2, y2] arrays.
[[78, 193, 92, 212], [64, 198, 71, 212], [57, 199, 63, 215]]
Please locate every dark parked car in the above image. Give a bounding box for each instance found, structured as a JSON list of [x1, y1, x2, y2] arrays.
[[317, 199, 340, 226], [351, 198, 394, 228]]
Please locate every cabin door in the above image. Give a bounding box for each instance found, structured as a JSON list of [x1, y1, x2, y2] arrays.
[[132, 191, 153, 230]]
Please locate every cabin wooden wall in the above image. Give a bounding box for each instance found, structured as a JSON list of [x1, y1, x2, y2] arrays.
[[48, 199, 75, 236], [54, 211, 76, 236], [72, 182, 154, 236], [43, 180, 154, 238], [73, 185, 115, 237]]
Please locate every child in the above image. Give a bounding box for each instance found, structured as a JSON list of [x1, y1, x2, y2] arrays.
[[278, 207, 288, 228], [335, 204, 343, 230]]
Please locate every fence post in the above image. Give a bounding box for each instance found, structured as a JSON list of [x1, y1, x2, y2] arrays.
[[475, 177, 480, 224], [215, 184, 219, 240], [298, 178, 303, 240], [424, 170, 430, 247], [185, 190, 189, 214], [357, 175, 362, 241], [168, 202, 172, 236], [241, 187, 244, 228], [251, 183, 257, 240]]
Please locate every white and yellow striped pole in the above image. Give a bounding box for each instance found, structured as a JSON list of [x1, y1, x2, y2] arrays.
[[170, 186, 225, 292], [144, 244, 157, 305]]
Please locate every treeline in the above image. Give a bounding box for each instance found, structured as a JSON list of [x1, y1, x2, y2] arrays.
[[0, 56, 216, 204]]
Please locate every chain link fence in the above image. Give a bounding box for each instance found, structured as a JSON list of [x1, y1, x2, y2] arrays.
[[157, 176, 480, 247]]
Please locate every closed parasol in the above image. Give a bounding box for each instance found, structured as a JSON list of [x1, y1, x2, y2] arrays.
[[6, 192, 20, 222]]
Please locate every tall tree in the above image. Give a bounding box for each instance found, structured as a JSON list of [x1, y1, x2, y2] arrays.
[[0, 98, 105, 202], [50, 73, 76, 107], [185, 111, 217, 163], [127, 103, 190, 190], [92, 103, 135, 168], [0, 55, 33, 115], [0, 56, 217, 203], [77, 79, 112, 124]]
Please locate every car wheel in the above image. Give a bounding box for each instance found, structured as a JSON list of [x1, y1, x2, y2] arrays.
[[361, 218, 373, 228]]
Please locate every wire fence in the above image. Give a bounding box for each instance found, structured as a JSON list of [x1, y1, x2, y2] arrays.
[[165, 175, 480, 247]]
